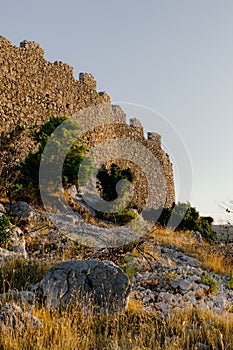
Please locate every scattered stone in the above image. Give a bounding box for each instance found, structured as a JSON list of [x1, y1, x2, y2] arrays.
[[131, 242, 233, 316], [10, 225, 27, 257], [0, 302, 42, 332], [195, 287, 206, 299], [1, 200, 233, 319], [157, 292, 177, 305], [10, 201, 36, 219], [0, 291, 35, 308], [170, 278, 192, 292], [155, 302, 170, 314], [9, 201, 43, 226], [0, 247, 24, 264]]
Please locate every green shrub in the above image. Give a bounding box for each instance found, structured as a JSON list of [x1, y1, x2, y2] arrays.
[[143, 202, 216, 242], [0, 214, 13, 249], [200, 272, 219, 295], [177, 204, 216, 242], [97, 208, 138, 225], [123, 253, 138, 280], [142, 207, 170, 225], [12, 116, 94, 202]]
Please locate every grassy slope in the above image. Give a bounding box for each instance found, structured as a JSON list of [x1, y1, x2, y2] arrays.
[[0, 228, 233, 349]]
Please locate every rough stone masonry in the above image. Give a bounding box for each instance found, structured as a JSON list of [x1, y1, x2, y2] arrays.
[[0, 36, 175, 210]]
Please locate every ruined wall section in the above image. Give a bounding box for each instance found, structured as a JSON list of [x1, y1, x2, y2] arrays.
[[82, 117, 175, 208], [0, 36, 175, 209]]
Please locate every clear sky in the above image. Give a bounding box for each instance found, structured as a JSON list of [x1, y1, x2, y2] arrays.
[[1, 0, 233, 223]]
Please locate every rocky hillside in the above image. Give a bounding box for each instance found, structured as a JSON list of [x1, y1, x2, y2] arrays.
[[0, 200, 233, 349]]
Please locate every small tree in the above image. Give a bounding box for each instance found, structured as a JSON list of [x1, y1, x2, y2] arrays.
[[12, 116, 94, 203]]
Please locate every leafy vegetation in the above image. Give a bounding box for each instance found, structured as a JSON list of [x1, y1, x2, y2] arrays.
[[12, 116, 94, 203], [96, 208, 138, 226], [123, 252, 138, 280], [200, 272, 219, 295], [143, 202, 216, 242]]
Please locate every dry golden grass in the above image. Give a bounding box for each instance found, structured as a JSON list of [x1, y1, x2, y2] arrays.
[[127, 296, 144, 313], [152, 228, 233, 275], [0, 258, 51, 295], [0, 304, 233, 350], [1, 223, 233, 349]]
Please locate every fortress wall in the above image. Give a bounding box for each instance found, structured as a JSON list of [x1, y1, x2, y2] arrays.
[[0, 36, 175, 209]]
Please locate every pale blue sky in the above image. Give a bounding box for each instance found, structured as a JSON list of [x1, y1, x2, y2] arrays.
[[1, 0, 233, 222]]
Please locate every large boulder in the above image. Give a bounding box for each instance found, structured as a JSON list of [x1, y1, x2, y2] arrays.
[[31, 259, 131, 311]]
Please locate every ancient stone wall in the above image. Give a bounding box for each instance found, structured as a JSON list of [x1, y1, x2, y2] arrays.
[[0, 36, 175, 209]]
